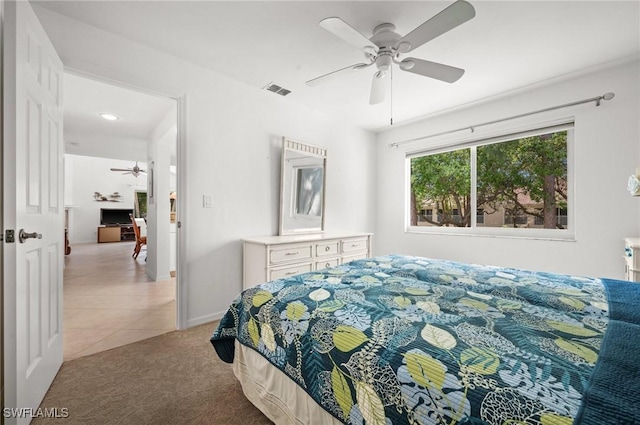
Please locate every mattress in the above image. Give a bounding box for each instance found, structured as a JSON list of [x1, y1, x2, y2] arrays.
[[211, 255, 640, 424], [233, 340, 341, 425]]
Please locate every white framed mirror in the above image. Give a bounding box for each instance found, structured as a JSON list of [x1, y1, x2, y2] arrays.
[[279, 138, 327, 235]]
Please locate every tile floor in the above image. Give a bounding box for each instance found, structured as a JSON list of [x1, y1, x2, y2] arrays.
[[63, 241, 176, 361]]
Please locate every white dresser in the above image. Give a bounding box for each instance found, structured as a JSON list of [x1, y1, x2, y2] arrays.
[[243, 233, 373, 290], [624, 237, 640, 282]]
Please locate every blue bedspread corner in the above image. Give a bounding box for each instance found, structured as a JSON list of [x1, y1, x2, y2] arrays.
[[210, 336, 235, 364], [576, 278, 640, 424], [210, 306, 241, 364]]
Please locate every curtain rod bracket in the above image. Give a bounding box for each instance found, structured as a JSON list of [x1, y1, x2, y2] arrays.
[[597, 92, 615, 106]]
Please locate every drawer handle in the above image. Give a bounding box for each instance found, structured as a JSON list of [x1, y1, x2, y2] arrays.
[[285, 270, 298, 275], [325, 246, 331, 252], [351, 243, 360, 247], [285, 251, 300, 256], [325, 263, 331, 268]]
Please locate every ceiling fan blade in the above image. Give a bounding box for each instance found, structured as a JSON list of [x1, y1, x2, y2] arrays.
[[306, 62, 372, 87], [110, 168, 131, 172], [319, 17, 378, 53], [396, 0, 475, 53], [369, 71, 387, 105], [400, 58, 465, 83]]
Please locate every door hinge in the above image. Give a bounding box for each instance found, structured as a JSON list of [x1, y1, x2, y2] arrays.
[[177, 221, 182, 229], [5, 229, 15, 243]]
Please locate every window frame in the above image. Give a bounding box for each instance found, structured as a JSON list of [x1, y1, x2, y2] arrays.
[[405, 121, 575, 241]]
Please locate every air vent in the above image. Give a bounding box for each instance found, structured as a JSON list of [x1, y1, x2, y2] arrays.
[[263, 82, 291, 97]]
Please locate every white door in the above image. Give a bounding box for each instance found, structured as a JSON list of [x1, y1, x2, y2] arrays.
[[3, 2, 64, 423]]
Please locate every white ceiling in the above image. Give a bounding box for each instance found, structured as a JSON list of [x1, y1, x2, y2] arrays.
[[35, 1, 640, 132], [63, 73, 175, 161], [64, 73, 174, 140]]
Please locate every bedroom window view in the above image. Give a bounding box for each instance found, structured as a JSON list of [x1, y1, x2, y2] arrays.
[[410, 128, 569, 233]]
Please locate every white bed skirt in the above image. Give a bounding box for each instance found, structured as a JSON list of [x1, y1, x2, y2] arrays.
[[233, 340, 343, 425]]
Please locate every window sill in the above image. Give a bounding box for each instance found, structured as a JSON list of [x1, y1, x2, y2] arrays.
[[405, 226, 576, 242]]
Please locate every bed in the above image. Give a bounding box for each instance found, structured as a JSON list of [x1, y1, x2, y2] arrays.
[[211, 255, 640, 424]]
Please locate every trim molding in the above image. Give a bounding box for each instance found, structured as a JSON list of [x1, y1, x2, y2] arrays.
[[187, 310, 226, 328]]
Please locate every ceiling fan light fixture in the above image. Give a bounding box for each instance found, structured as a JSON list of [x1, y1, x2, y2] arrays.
[[376, 53, 392, 72], [99, 113, 120, 121]]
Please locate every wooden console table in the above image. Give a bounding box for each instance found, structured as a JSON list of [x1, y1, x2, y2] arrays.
[[97, 225, 135, 243]]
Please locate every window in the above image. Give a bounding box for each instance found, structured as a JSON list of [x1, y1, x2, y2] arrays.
[[408, 123, 572, 237], [134, 190, 147, 218]]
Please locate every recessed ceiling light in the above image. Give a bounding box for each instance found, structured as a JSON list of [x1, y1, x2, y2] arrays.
[[99, 113, 119, 121]]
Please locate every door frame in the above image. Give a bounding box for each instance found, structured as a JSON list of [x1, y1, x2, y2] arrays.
[[1, 0, 5, 416], [62, 68, 189, 330]]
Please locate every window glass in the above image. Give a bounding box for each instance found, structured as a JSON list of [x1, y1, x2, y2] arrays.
[[410, 148, 470, 227], [477, 131, 568, 229]]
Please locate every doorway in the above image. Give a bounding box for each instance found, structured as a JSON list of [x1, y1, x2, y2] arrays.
[[63, 72, 180, 360]]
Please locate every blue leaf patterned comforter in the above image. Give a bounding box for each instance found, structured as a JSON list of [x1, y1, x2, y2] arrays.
[[211, 255, 640, 424]]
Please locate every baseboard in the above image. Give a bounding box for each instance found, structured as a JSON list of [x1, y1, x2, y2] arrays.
[[187, 310, 227, 328], [146, 269, 171, 282]]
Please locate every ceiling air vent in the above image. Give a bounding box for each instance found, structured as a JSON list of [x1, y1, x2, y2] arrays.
[[263, 82, 291, 97]]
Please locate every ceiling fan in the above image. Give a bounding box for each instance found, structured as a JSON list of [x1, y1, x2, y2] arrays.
[[306, 0, 476, 105], [110, 162, 146, 177]]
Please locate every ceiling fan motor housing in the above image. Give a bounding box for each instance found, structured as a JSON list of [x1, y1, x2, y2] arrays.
[[370, 23, 403, 73], [371, 23, 402, 49]]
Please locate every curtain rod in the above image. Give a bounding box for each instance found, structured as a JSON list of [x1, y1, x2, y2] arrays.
[[388, 92, 615, 149]]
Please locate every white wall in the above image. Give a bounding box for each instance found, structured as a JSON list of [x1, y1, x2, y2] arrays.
[[64, 154, 147, 243], [35, 7, 377, 326], [375, 60, 640, 280], [146, 107, 175, 282]]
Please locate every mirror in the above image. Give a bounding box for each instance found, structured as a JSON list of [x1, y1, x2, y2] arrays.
[[279, 138, 327, 235]]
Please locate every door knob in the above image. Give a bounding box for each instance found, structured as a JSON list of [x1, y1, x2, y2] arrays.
[[19, 229, 42, 243]]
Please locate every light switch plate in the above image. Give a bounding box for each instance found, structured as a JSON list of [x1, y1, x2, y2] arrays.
[[203, 195, 212, 208]]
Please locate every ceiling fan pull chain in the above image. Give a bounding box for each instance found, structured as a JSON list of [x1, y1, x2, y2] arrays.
[[390, 65, 394, 126]]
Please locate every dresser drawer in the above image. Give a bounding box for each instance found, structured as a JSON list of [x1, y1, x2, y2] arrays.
[[316, 258, 339, 270], [342, 252, 368, 264], [270, 263, 313, 280], [342, 237, 369, 254], [269, 244, 312, 264], [316, 242, 339, 257]]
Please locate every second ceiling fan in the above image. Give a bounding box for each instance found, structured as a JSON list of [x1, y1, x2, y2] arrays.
[[306, 0, 476, 104], [110, 162, 146, 178]]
